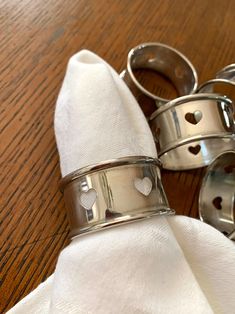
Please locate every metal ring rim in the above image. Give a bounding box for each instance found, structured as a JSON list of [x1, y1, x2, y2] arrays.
[[149, 93, 233, 121], [127, 42, 198, 105], [216, 63, 235, 78], [60, 156, 161, 191], [198, 150, 235, 224], [70, 207, 175, 239], [197, 78, 235, 93], [158, 133, 235, 157]]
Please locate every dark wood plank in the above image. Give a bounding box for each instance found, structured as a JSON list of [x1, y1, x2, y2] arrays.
[[1, 0, 235, 312]]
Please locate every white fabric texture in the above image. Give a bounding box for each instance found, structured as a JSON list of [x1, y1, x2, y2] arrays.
[[7, 50, 235, 314], [54, 50, 157, 177], [7, 275, 53, 314]]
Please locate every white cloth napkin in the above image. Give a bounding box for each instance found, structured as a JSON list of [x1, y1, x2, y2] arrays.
[[8, 50, 235, 314], [55, 50, 156, 176]]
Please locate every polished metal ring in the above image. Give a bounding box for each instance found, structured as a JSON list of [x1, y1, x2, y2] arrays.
[[60, 156, 174, 237], [216, 63, 235, 81], [149, 94, 235, 170], [199, 151, 235, 241], [121, 42, 198, 112], [198, 63, 235, 105]]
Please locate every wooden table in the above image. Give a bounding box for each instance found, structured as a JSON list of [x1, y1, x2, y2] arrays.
[[1, 0, 234, 312]]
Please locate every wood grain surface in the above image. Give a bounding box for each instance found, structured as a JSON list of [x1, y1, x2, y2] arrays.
[[0, 0, 235, 312]]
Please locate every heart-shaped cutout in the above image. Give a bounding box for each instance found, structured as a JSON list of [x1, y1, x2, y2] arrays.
[[80, 188, 97, 209], [188, 144, 201, 155], [212, 196, 222, 210], [185, 110, 202, 125], [134, 177, 152, 196]]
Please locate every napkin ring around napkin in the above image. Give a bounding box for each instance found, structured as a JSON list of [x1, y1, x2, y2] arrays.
[[60, 156, 174, 237], [121, 42, 198, 115], [199, 151, 235, 241], [149, 93, 235, 170]]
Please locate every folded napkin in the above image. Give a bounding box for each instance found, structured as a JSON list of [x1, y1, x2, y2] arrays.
[[8, 50, 235, 314]]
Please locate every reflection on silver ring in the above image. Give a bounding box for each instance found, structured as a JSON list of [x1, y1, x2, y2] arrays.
[[149, 93, 235, 170], [121, 42, 198, 113], [198, 64, 235, 104], [199, 150, 235, 241], [198, 79, 235, 105], [216, 63, 235, 81], [60, 156, 174, 237]]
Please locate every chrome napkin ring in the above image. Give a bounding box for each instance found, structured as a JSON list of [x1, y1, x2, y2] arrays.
[[198, 63, 235, 105], [121, 42, 198, 113], [198, 79, 235, 103], [216, 63, 235, 81], [199, 151, 235, 241], [149, 93, 235, 170], [60, 156, 174, 237]]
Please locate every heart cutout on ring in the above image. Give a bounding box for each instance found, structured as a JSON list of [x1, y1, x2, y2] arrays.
[[212, 196, 223, 210], [134, 177, 152, 196], [80, 188, 97, 209], [188, 145, 201, 155], [185, 110, 202, 125]]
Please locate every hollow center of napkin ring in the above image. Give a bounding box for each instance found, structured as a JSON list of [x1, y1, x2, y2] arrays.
[[133, 68, 178, 100]]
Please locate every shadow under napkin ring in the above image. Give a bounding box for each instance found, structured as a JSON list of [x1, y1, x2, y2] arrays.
[[199, 151, 235, 241], [60, 156, 174, 237], [121, 42, 198, 114], [149, 93, 235, 170]]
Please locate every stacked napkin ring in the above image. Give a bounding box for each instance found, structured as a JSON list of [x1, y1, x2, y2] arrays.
[[60, 156, 174, 237], [149, 94, 235, 170], [199, 151, 235, 240], [121, 43, 198, 113]]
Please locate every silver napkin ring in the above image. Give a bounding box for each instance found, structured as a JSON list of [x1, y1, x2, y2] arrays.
[[60, 156, 174, 237], [199, 151, 235, 241], [216, 63, 235, 81], [198, 63, 235, 105], [121, 42, 198, 113], [149, 93, 235, 170]]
